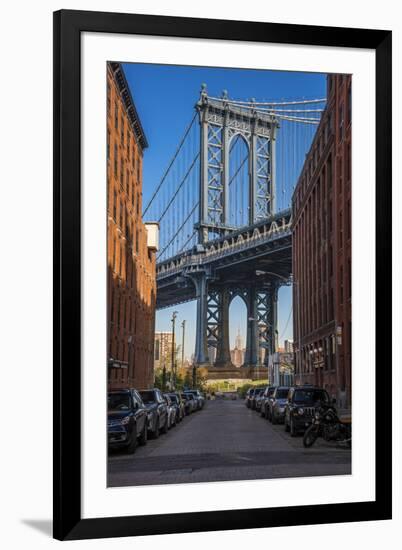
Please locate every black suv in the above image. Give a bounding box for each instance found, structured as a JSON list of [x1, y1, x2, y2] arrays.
[[138, 388, 169, 438], [108, 389, 148, 453], [284, 386, 331, 436]]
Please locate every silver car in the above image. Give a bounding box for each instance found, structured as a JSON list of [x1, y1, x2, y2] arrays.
[[268, 386, 290, 424]]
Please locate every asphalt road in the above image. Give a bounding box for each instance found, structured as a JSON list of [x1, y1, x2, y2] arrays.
[[108, 399, 351, 487]]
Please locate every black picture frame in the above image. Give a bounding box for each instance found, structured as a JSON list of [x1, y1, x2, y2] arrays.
[[53, 9, 392, 541]]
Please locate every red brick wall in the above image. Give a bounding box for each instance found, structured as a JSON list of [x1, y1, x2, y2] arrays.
[[107, 63, 156, 391], [292, 74, 352, 408]]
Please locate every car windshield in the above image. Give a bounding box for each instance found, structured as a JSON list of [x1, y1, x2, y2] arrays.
[[169, 395, 178, 403], [276, 389, 289, 399], [268, 388, 275, 396], [293, 389, 329, 404], [139, 390, 156, 404], [108, 393, 130, 411]]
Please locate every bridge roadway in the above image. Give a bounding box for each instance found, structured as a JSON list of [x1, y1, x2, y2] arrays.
[[108, 399, 351, 487], [156, 209, 292, 310]]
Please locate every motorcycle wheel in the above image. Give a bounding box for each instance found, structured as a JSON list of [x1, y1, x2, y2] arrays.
[[303, 425, 319, 448]]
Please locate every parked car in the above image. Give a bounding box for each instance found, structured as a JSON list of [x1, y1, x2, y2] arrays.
[[254, 386, 268, 412], [167, 392, 185, 422], [163, 393, 177, 428], [250, 387, 265, 410], [180, 392, 196, 414], [108, 389, 148, 453], [184, 389, 205, 409], [268, 386, 290, 424], [260, 386, 276, 418], [284, 386, 331, 436], [245, 387, 256, 408], [138, 388, 169, 438]]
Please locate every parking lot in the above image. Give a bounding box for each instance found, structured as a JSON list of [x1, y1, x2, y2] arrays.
[[108, 398, 351, 487]]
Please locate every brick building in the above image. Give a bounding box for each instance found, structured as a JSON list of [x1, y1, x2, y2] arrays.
[[292, 74, 352, 409], [107, 62, 157, 390]]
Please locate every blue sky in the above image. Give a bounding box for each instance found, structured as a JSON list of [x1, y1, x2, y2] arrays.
[[122, 63, 326, 360]]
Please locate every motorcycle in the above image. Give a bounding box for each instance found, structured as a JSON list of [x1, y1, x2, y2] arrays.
[[303, 402, 351, 448]]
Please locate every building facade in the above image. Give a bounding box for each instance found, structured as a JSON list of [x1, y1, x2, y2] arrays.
[[292, 74, 352, 409], [107, 62, 157, 391], [154, 332, 174, 372]]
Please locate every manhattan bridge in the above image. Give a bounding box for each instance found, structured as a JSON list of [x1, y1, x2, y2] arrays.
[[144, 85, 325, 379]]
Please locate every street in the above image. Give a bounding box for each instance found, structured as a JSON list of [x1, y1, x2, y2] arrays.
[[108, 399, 351, 487]]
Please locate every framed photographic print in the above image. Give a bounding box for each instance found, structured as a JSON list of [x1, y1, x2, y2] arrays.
[[53, 9, 392, 541]]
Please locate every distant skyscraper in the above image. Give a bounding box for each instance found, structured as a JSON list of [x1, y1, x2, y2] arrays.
[[284, 339, 294, 353], [230, 328, 245, 368]]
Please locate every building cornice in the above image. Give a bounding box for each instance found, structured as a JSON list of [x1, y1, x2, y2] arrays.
[[109, 61, 149, 150]]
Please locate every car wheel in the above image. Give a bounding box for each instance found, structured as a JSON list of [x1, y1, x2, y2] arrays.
[[162, 416, 168, 434], [139, 424, 147, 446], [271, 412, 277, 425], [290, 416, 297, 437], [260, 407, 265, 418], [127, 426, 138, 454], [285, 416, 290, 432]]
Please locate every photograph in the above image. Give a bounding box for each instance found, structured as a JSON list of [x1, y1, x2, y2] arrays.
[[106, 61, 352, 488]]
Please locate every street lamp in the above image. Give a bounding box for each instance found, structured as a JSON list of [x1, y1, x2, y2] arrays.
[[128, 335, 133, 385], [171, 311, 178, 390]]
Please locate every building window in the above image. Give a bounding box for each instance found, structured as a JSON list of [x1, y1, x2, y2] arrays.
[[107, 131, 111, 160], [126, 169, 130, 194], [114, 101, 118, 129], [340, 266, 344, 304], [114, 144, 118, 179], [110, 286, 114, 324], [112, 235, 116, 271], [113, 191, 117, 221], [337, 156, 343, 193], [136, 229, 139, 253], [107, 82, 111, 113], [119, 200, 123, 229], [120, 158, 124, 186], [346, 143, 351, 182], [329, 200, 333, 234], [339, 103, 344, 141], [327, 155, 332, 189], [121, 115, 124, 143], [127, 131, 130, 156], [329, 288, 334, 319]]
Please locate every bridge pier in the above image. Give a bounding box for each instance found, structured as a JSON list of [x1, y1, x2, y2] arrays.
[[243, 287, 259, 370], [188, 271, 210, 367], [214, 288, 234, 369]]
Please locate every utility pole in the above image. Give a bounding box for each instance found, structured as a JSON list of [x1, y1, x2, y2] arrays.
[[171, 311, 178, 390], [181, 320, 186, 371]]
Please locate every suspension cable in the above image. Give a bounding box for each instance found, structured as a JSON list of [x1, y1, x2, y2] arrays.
[[157, 202, 199, 258], [157, 152, 200, 223], [142, 112, 198, 217]]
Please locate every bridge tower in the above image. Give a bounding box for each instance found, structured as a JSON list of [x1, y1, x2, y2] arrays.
[[192, 87, 280, 376], [196, 85, 278, 242]]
